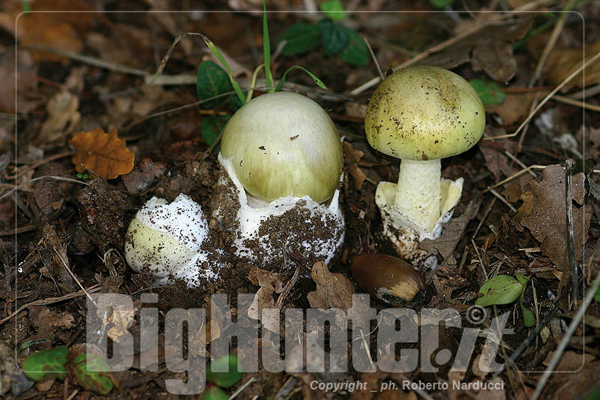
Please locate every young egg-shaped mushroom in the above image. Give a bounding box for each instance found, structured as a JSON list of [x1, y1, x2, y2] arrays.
[[211, 92, 345, 270], [124, 194, 223, 287], [365, 66, 485, 261], [221, 91, 344, 203]]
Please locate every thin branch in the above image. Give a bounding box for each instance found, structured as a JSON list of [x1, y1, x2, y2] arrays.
[[565, 159, 579, 301], [485, 51, 600, 141], [530, 271, 600, 400]]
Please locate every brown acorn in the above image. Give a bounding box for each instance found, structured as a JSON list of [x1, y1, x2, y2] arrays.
[[350, 254, 426, 306]]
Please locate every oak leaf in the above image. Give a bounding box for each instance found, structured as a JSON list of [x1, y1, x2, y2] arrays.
[[515, 165, 591, 285], [70, 128, 134, 179]]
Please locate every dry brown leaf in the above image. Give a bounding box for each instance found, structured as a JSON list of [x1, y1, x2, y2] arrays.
[[344, 141, 367, 190], [36, 90, 81, 145], [550, 360, 600, 399], [70, 128, 135, 179], [471, 40, 517, 83], [94, 297, 138, 343], [307, 261, 355, 310], [247, 266, 284, 333], [515, 165, 592, 280], [419, 200, 480, 268], [29, 306, 75, 330], [545, 41, 600, 89], [543, 351, 595, 371], [424, 19, 530, 82], [0, 13, 83, 63], [486, 90, 550, 125]]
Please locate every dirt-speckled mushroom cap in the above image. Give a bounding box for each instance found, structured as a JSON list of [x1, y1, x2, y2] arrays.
[[220, 92, 343, 203], [365, 66, 485, 161]]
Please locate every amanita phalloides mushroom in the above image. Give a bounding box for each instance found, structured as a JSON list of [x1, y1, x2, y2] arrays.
[[365, 66, 485, 262], [211, 91, 345, 270], [124, 194, 224, 287]]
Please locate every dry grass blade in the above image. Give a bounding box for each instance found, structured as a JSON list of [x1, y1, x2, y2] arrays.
[[0, 285, 101, 326]]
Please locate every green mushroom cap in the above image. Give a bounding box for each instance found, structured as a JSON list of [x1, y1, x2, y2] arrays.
[[220, 92, 343, 203], [365, 66, 485, 161]]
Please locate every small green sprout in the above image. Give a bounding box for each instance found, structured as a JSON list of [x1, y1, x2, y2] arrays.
[[202, 355, 243, 400], [22, 346, 114, 395], [476, 272, 535, 328]]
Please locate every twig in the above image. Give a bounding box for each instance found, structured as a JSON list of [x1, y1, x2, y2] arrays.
[[0, 224, 36, 237], [568, 83, 600, 99], [0, 285, 101, 326], [552, 94, 600, 112], [530, 271, 600, 400], [489, 189, 517, 213], [485, 51, 600, 141], [229, 377, 256, 400], [518, 0, 581, 147], [508, 303, 559, 364], [504, 151, 537, 177], [7, 151, 75, 180], [0, 176, 89, 201], [529, 0, 576, 86], [472, 197, 497, 240], [471, 239, 488, 279], [363, 35, 384, 81], [21, 45, 148, 76], [482, 165, 546, 194], [565, 159, 579, 301], [349, 0, 554, 95]]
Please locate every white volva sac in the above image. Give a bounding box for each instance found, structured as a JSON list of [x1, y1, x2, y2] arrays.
[[215, 154, 344, 266], [214, 91, 345, 268], [365, 66, 485, 262], [124, 194, 222, 287]]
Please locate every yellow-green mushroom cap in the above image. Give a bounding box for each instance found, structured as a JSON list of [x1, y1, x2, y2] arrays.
[[365, 66, 485, 161], [220, 92, 343, 204]]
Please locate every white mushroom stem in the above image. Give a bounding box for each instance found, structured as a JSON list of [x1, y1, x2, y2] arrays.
[[394, 159, 441, 234]]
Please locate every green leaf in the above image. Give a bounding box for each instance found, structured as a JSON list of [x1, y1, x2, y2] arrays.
[[275, 66, 327, 92], [317, 18, 350, 55], [429, 0, 456, 9], [196, 61, 233, 110], [475, 275, 524, 307], [515, 271, 530, 286], [320, 0, 345, 20], [279, 24, 321, 55], [520, 302, 536, 327], [70, 353, 114, 395], [594, 286, 600, 302], [206, 355, 243, 388], [201, 115, 231, 153], [22, 346, 69, 381], [202, 385, 228, 400], [338, 27, 369, 66], [469, 79, 506, 106], [519, 289, 535, 327]]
